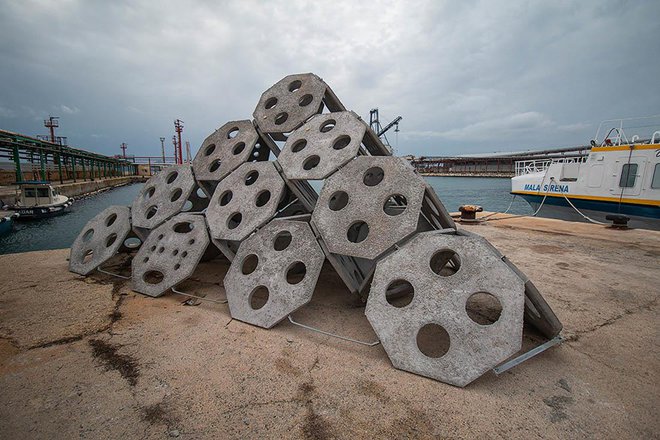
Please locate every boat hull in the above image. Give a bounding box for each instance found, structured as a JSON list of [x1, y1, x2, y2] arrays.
[[517, 193, 660, 230], [7, 202, 73, 220]]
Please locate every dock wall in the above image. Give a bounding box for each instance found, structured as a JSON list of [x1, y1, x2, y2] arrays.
[[55, 176, 145, 198]]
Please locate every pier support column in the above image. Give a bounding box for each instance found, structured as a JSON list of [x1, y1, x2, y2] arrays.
[[72, 157, 77, 182], [57, 153, 63, 184], [39, 151, 46, 181], [12, 145, 22, 183]]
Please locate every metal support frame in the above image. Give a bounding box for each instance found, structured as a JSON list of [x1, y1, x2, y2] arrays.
[[287, 315, 380, 347], [492, 334, 564, 374]]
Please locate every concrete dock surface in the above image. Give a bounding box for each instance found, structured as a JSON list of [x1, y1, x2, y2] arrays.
[[0, 215, 658, 439]]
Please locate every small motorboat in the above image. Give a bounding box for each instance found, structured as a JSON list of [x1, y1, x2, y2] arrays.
[[3, 181, 74, 220]]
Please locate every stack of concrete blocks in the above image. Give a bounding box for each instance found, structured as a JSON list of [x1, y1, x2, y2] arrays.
[[69, 73, 562, 387]]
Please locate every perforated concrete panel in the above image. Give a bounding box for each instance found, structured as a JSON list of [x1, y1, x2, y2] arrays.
[[69, 205, 132, 275], [366, 231, 525, 387], [205, 161, 286, 242], [253, 73, 343, 139], [277, 112, 366, 180], [193, 120, 268, 195], [311, 156, 426, 260], [224, 219, 325, 328], [132, 165, 207, 239], [132, 213, 210, 297]]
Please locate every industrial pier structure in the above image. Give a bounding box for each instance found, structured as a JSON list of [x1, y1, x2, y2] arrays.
[[409, 145, 591, 177], [0, 129, 139, 185]]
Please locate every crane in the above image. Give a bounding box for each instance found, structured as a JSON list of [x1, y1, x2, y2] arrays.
[[369, 108, 402, 150]]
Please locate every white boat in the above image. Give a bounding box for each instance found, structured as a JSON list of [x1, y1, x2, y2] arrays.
[[3, 181, 74, 220], [511, 117, 660, 230]]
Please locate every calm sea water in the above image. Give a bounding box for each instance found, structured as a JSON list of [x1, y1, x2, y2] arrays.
[[0, 177, 531, 255]]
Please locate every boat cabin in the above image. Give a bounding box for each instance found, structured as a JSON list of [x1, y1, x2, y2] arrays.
[[15, 181, 61, 207]]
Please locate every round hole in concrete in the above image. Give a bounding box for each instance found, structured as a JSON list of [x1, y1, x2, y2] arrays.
[[82, 249, 93, 264], [174, 263, 181, 270], [328, 191, 349, 211], [105, 213, 117, 227], [273, 230, 292, 251], [170, 188, 183, 202], [249, 286, 269, 310], [288, 80, 302, 92], [204, 144, 216, 156], [347, 221, 369, 243], [275, 112, 288, 125], [245, 170, 259, 186], [145, 186, 156, 199], [172, 249, 179, 256], [241, 254, 259, 275], [232, 142, 246, 155], [265, 97, 278, 109], [255, 190, 271, 207], [383, 194, 407, 216], [363, 167, 384, 186], [291, 139, 307, 153], [227, 212, 242, 229], [227, 127, 239, 139], [105, 233, 117, 248], [298, 94, 313, 106], [430, 249, 460, 276], [145, 205, 158, 219], [173, 222, 194, 233], [209, 159, 221, 173], [219, 190, 233, 206], [466, 292, 502, 325], [157, 234, 164, 240], [303, 155, 320, 170], [143, 270, 164, 285], [320, 119, 336, 133], [143, 257, 149, 263], [188, 239, 195, 245], [150, 245, 156, 252], [82, 228, 94, 242], [385, 279, 414, 308], [286, 261, 307, 285], [181, 251, 188, 258], [332, 135, 351, 150], [124, 237, 141, 249], [166, 171, 178, 184], [158, 247, 165, 253], [416, 323, 450, 358]]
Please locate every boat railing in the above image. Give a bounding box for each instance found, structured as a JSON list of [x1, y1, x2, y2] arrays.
[[515, 157, 586, 176]]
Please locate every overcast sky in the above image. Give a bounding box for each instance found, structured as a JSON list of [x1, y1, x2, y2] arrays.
[[1, 0, 658, 159]]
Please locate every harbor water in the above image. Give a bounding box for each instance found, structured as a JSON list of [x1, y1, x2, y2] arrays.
[[0, 177, 531, 255]]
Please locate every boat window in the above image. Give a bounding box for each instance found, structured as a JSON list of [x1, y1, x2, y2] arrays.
[[618, 163, 638, 188], [652, 163, 660, 189], [37, 188, 50, 198], [24, 188, 36, 197]]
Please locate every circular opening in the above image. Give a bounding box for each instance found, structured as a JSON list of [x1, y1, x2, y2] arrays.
[[245, 170, 259, 186], [303, 155, 320, 170], [430, 249, 461, 276], [144, 186, 156, 199], [105, 233, 117, 248], [232, 142, 246, 155], [166, 171, 178, 184], [383, 194, 407, 216], [145, 205, 158, 219], [227, 212, 242, 229], [385, 279, 414, 308], [328, 191, 349, 211], [347, 221, 369, 243], [255, 190, 271, 207], [143, 270, 164, 285], [320, 119, 336, 133], [250, 286, 269, 310], [143, 257, 149, 263], [158, 246, 165, 253], [181, 251, 188, 258], [273, 231, 292, 251], [188, 239, 195, 245], [204, 144, 216, 156], [81, 249, 93, 264], [227, 127, 239, 139], [150, 245, 156, 252], [172, 249, 179, 256], [174, 263, 181, 270], [123, 237, 141, 249], [265, 97, 278, 109], [105, 213, 117, 227], [291, 139, 307, 153], [241, 254, 259, 275], [416, 323, 450, 358], [170, 188, 183, 202], [286, 261, 307, 285], [209, 159, 221, 173], [173, 222, 194, 233], [363, 167, 384, 186], [298, 94, 313, 106], [219, 190, 233, 206], [157, 234, 164, 240], [332, 135, 351, 150], [466, 292, 503, 325], [274, 112, 288, 125], [196, 188, 207, 198], [82, 228, 94, 243], [288, 80, 302, 92]]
